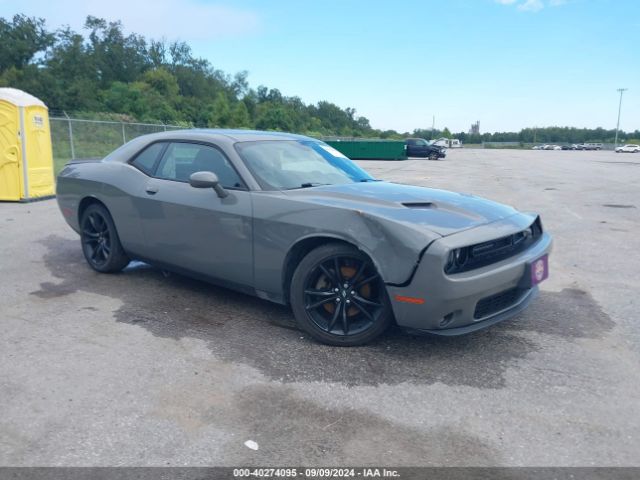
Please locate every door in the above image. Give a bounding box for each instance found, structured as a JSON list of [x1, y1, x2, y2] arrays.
[[138, 141, 253, 287], [406, 139, 418, 156], [24, 106, 55, 198], [0, 101, 22, 201], [411, 139, 430, 157]]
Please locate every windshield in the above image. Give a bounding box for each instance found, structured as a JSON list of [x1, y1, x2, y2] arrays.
[[235, 140, 375, 190]]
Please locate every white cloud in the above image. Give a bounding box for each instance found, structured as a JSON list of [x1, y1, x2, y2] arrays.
[[518, 0, 544, 11], [0, 0, 261, 40], [495, 0, 567, 12]]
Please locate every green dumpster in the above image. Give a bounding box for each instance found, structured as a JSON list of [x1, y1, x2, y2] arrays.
[[325, 140, 407, 160]]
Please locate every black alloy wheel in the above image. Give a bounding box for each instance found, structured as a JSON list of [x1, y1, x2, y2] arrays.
[[80, 203, 129, 273], [290, 243, 392, 346]]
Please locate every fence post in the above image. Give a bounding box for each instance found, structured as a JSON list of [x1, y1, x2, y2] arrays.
[[121, 122, 126, 144], [63, 111, 75, 159]]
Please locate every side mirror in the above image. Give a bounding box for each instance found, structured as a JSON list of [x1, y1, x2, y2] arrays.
[[189, 171, 228, 198]]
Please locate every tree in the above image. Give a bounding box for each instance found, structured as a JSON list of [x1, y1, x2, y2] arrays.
[[231, 71, 249, 98], [0, 15, 54, 72], [142, 68, 179, 98], [255, 104, 294, 131], [148, 40, 167, 68], [230, 101, 251, 128], [84, 16, 149, 87], [208, 92, 231, 127]]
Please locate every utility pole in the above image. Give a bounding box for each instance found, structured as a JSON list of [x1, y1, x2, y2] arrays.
[[431, 115, 435, 140], [614, 88, 627, 149]]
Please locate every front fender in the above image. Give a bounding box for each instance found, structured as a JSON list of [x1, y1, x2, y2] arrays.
[[251, 193, 436, 301]]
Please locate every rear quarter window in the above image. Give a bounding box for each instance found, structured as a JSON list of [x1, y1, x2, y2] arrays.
[[130, 142, 166, 175]]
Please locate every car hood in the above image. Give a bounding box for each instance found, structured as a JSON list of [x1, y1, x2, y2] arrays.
[[282, 181, 519, 237]]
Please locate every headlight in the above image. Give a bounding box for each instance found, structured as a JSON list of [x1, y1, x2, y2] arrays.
[[454, 248, 468, 265], [445, 247, 468, 273]]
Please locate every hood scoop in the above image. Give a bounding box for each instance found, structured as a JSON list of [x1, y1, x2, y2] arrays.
[[402, 202, 435, 209]]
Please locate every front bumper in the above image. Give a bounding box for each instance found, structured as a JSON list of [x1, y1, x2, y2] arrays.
[[386, 215, 553, 335]]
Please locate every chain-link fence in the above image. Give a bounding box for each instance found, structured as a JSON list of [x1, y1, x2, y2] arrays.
[[50, 116, 186, 173], [482, 141, 619, 150]]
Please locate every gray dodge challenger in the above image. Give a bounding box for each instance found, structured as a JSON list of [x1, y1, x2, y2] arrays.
[[56, 129, 552, 346]]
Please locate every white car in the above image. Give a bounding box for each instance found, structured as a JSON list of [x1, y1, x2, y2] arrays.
[[552, 145, 562, 151], [615, 144, 640, 153]]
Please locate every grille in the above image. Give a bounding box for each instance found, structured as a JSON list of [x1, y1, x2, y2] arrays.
[[445, 217, 543, 274], [474, 288, 523, 319]]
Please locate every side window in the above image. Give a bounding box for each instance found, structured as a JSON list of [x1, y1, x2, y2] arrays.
[[130, 142, 166, 175], [156, 143, 244, 189]]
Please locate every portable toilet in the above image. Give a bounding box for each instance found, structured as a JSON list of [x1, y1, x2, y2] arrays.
[[0, 88, 55, 201]]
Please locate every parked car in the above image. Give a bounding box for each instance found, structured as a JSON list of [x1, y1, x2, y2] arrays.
[[542, 144, 555, 150], [571, 144, 584, 150], [582, 143, 603, 151], [552, 145, 562, 151], [56, 129, 552, 346], [431, 137, 462, 148], [615, 144, 640, 153], [405, 138, 446, 160], [560, 145, 572, 150]]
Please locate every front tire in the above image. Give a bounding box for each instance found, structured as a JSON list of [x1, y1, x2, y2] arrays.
[[290, 243, 393, 346], [80, 203, 129, 273]]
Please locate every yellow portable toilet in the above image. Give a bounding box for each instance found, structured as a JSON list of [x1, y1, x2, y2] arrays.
[[0, 88, 55, 201]]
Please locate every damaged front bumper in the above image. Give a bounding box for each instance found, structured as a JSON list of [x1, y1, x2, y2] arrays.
[[385, 215, 553, 335]]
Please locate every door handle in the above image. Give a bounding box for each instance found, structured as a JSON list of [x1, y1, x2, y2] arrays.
[[145, 185, 159, 195]]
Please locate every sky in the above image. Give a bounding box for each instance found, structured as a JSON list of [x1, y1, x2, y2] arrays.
[[2, 0, 639, 133]]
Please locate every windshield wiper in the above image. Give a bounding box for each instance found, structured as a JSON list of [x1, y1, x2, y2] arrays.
[[360, 178, 381, 182], [288, 182, 332, 190]]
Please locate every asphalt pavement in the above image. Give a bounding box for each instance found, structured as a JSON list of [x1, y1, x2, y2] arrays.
[[1, 148, 639, 466]]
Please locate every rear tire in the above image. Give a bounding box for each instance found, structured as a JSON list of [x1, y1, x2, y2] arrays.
[[290, 243, 393, 346], [80, 203, 129, 273]]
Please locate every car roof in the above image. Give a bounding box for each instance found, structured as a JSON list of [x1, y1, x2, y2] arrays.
[[104, 129, 318, 164], [146, 128, 313, 143]]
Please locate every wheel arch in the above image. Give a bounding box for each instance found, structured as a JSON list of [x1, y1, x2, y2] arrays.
[[281, 235, 384, 305], [77, 196, 108, 225]]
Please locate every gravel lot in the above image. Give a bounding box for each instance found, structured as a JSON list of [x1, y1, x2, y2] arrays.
[[1, 148, 639, 466]]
